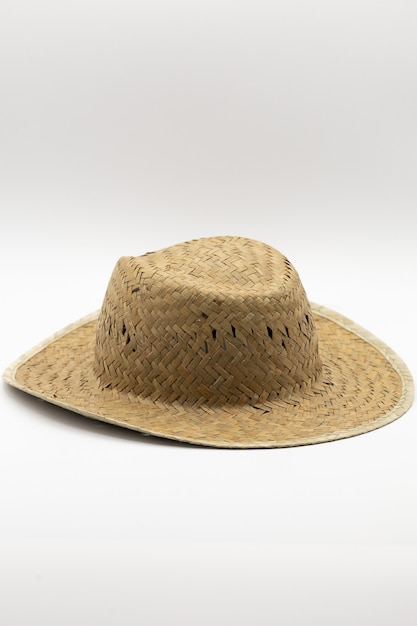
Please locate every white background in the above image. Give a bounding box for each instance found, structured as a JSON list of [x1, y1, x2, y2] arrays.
[[1, 1, 416, 624]]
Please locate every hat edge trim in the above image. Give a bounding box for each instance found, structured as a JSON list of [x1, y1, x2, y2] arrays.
[[3, 305, 414, 448]]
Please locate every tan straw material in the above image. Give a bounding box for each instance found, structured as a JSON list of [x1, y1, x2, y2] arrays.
[[3, 236, 414, 448]]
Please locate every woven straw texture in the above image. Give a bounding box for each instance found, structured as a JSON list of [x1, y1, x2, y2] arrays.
[[4, 237, 413, 448]]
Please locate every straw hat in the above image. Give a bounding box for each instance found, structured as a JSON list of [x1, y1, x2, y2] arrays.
[[4, 236, 413, 448]]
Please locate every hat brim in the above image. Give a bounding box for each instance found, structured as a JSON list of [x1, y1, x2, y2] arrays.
[[3, 304, 413, 448]]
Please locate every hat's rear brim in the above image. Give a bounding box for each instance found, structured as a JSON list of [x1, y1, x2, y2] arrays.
[[3, 305, 414, 448]]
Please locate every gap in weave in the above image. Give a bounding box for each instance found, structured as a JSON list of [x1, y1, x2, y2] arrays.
[[252, 405, 271, 414], [267, 326, 273, 339]]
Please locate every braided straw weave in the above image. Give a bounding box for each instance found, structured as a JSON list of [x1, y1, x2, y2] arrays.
[[3, 237, 414, 448]]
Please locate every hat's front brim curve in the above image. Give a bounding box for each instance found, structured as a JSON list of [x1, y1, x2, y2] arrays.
[[3, 305, 414, 448]]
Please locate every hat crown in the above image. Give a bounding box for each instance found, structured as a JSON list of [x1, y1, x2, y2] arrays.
[[94, 237, 322, 406]]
